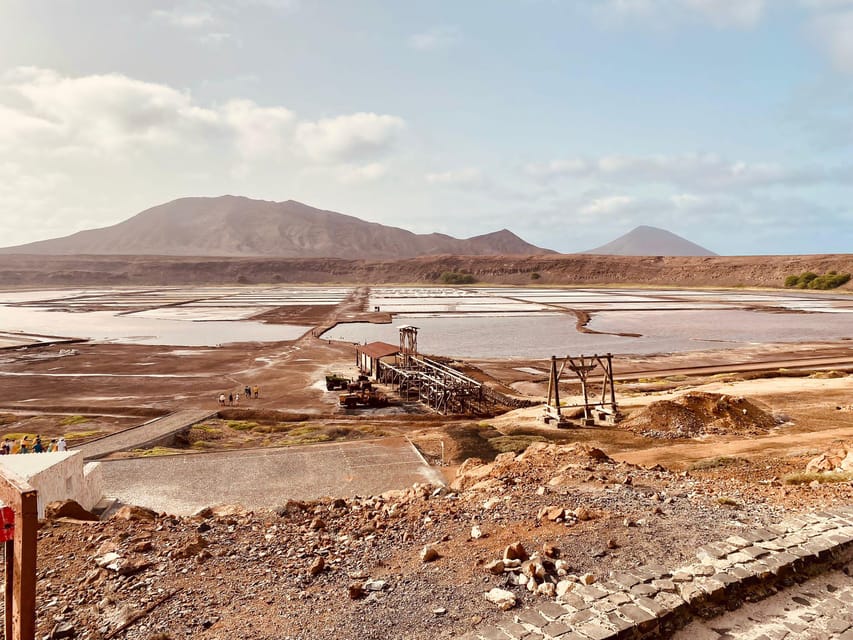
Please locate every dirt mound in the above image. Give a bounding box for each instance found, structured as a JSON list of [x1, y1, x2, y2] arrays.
[[623, 392, 776, 439], [451, 442, 615, 490]]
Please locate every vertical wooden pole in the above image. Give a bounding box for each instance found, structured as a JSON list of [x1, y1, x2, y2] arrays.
[[552, 357, 561, 418], [546, 356, 555, 410], [13, 489, 37, 640], [607, 354, 617, 413], [580, 357, 590, 421], [5, 539, 13, 640]]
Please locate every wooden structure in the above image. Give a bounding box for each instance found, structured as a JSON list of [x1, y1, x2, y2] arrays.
[[0, 468, 38, 640], [398, 325, 418, 367], [545, 353, 619, 427], [355, 341, 399, 378]]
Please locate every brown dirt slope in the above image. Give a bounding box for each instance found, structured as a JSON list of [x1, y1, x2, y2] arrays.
[[0, 253, 851, 288]]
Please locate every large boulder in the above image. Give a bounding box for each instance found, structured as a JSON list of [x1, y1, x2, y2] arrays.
[[45, 500, 99, 521]]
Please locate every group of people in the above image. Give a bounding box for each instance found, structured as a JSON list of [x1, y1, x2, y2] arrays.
[[1, 435, 67, 455], [218, 385, 260, 406]]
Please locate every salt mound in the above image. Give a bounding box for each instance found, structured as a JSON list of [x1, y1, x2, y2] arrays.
[[623, 392, 776, 439]]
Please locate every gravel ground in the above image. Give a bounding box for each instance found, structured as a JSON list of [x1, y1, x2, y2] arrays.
[[29, 442, 842, 640]]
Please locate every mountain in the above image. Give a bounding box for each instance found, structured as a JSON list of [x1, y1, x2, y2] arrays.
[[583, 225, 717, 256], [1, 196, 553, 258]]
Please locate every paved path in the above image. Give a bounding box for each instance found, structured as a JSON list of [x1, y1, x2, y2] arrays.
[[97, 436, 444, 515], [673, 568, 853, 640], [463, 508, 853, 640], [75, 409, 216, 460]]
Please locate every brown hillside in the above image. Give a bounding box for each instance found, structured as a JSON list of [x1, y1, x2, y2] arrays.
[[0, 253, 850, 288]]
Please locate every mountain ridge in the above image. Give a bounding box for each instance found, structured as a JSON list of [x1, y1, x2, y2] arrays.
[[583, 225, 717, 256], [0, 196, 554, 259]]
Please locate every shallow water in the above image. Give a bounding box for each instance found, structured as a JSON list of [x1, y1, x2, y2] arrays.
[[326, 306, 853, 359], [0, 306, 308, 346]]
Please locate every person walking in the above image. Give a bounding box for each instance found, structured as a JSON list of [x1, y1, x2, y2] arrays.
[[18, 437, 30, 454], [47, 439, 57, 452], [235, 392, 240, 405], [218, 393, 226, 406], [253, 385, 259, 399], [228, 393, 233, 406], [33, 436, 44, 453], [56, 437, 67, 452]]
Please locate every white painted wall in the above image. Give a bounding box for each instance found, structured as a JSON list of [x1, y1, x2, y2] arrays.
[[0, 452, 103, 518]]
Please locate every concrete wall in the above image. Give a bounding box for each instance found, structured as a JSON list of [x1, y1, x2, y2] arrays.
[[0, 452, 103, 518]]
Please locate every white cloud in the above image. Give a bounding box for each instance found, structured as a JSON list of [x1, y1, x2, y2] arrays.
[[425, 167, 483, 186], [579, 195, 635, 217], [808, 10, 853, 73], [525, 153, 816, 190], [681, 0, 765, 28], [295, 113, 405, 163], [596, 0, 765, 29], [221, 99, 295, 157], [408, 25, 462, 51], [152, 7, 216, 29], [337, 163, 388, 184]]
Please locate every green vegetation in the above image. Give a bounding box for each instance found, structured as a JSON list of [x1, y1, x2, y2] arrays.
[[784, 271, 850, 290], [134, 447, 184, 457], [226, 420, 259, 431], [63, 430, 104, 441], [60, 415, 89, 426], [689, 456, 743, 471], [440, 271, 477, 285], [783, 471, 853, 485], [489, 434, 547, 454]]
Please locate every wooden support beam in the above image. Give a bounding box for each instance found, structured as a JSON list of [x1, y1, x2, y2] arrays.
[[0, 467, 38, 640]]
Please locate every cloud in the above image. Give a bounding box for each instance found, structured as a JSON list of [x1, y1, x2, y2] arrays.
[[152, 7, 216, 29], [295, 113, 405, 163], [525, 153, 823, 191], [579, 195, 635, 217], [408, 25, 462, 51], [337, 163, 388, 184], [0, 66, 404, 172], [221, 99, 295, 157], [808, 10, 853, 73], [425, 167, 483, 186], [595, 0, 766, 29]]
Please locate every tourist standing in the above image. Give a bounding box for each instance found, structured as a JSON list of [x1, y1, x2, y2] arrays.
[[56, 437, 67, 452], [33, 436, 44, 453]]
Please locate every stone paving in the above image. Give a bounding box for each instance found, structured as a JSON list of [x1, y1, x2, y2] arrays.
[[672, 567, 853, 640], [75, 409, 216, 460], [462, 507, 853, 640]]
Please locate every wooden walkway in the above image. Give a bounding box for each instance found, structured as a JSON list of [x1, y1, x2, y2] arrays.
[[75, 409, 216, 460]]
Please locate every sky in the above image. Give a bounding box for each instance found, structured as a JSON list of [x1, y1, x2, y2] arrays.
[[1, 0, 852, 255]]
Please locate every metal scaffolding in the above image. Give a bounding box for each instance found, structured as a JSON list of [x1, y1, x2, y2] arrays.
[[372, 325, 485, 415]]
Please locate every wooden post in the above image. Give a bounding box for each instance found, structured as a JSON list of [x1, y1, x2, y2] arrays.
[[607, 353, 618, 413], [5, 539, 12, 640], [0, 468, 38, 640]]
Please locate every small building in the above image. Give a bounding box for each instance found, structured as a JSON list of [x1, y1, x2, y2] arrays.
[[356, 342, 399, 378], [0, 452, 103, 518]]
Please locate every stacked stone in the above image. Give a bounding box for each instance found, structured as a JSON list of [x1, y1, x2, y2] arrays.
[[462, 506, 853, 640]]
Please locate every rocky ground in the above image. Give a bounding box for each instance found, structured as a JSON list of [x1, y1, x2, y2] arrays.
[[32, 442, 853, 640]]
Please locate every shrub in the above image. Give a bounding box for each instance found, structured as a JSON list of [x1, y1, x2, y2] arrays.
[[530, 272, 541, 280], [440, 271, 477, 285], [785, 271, 850, 290]]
